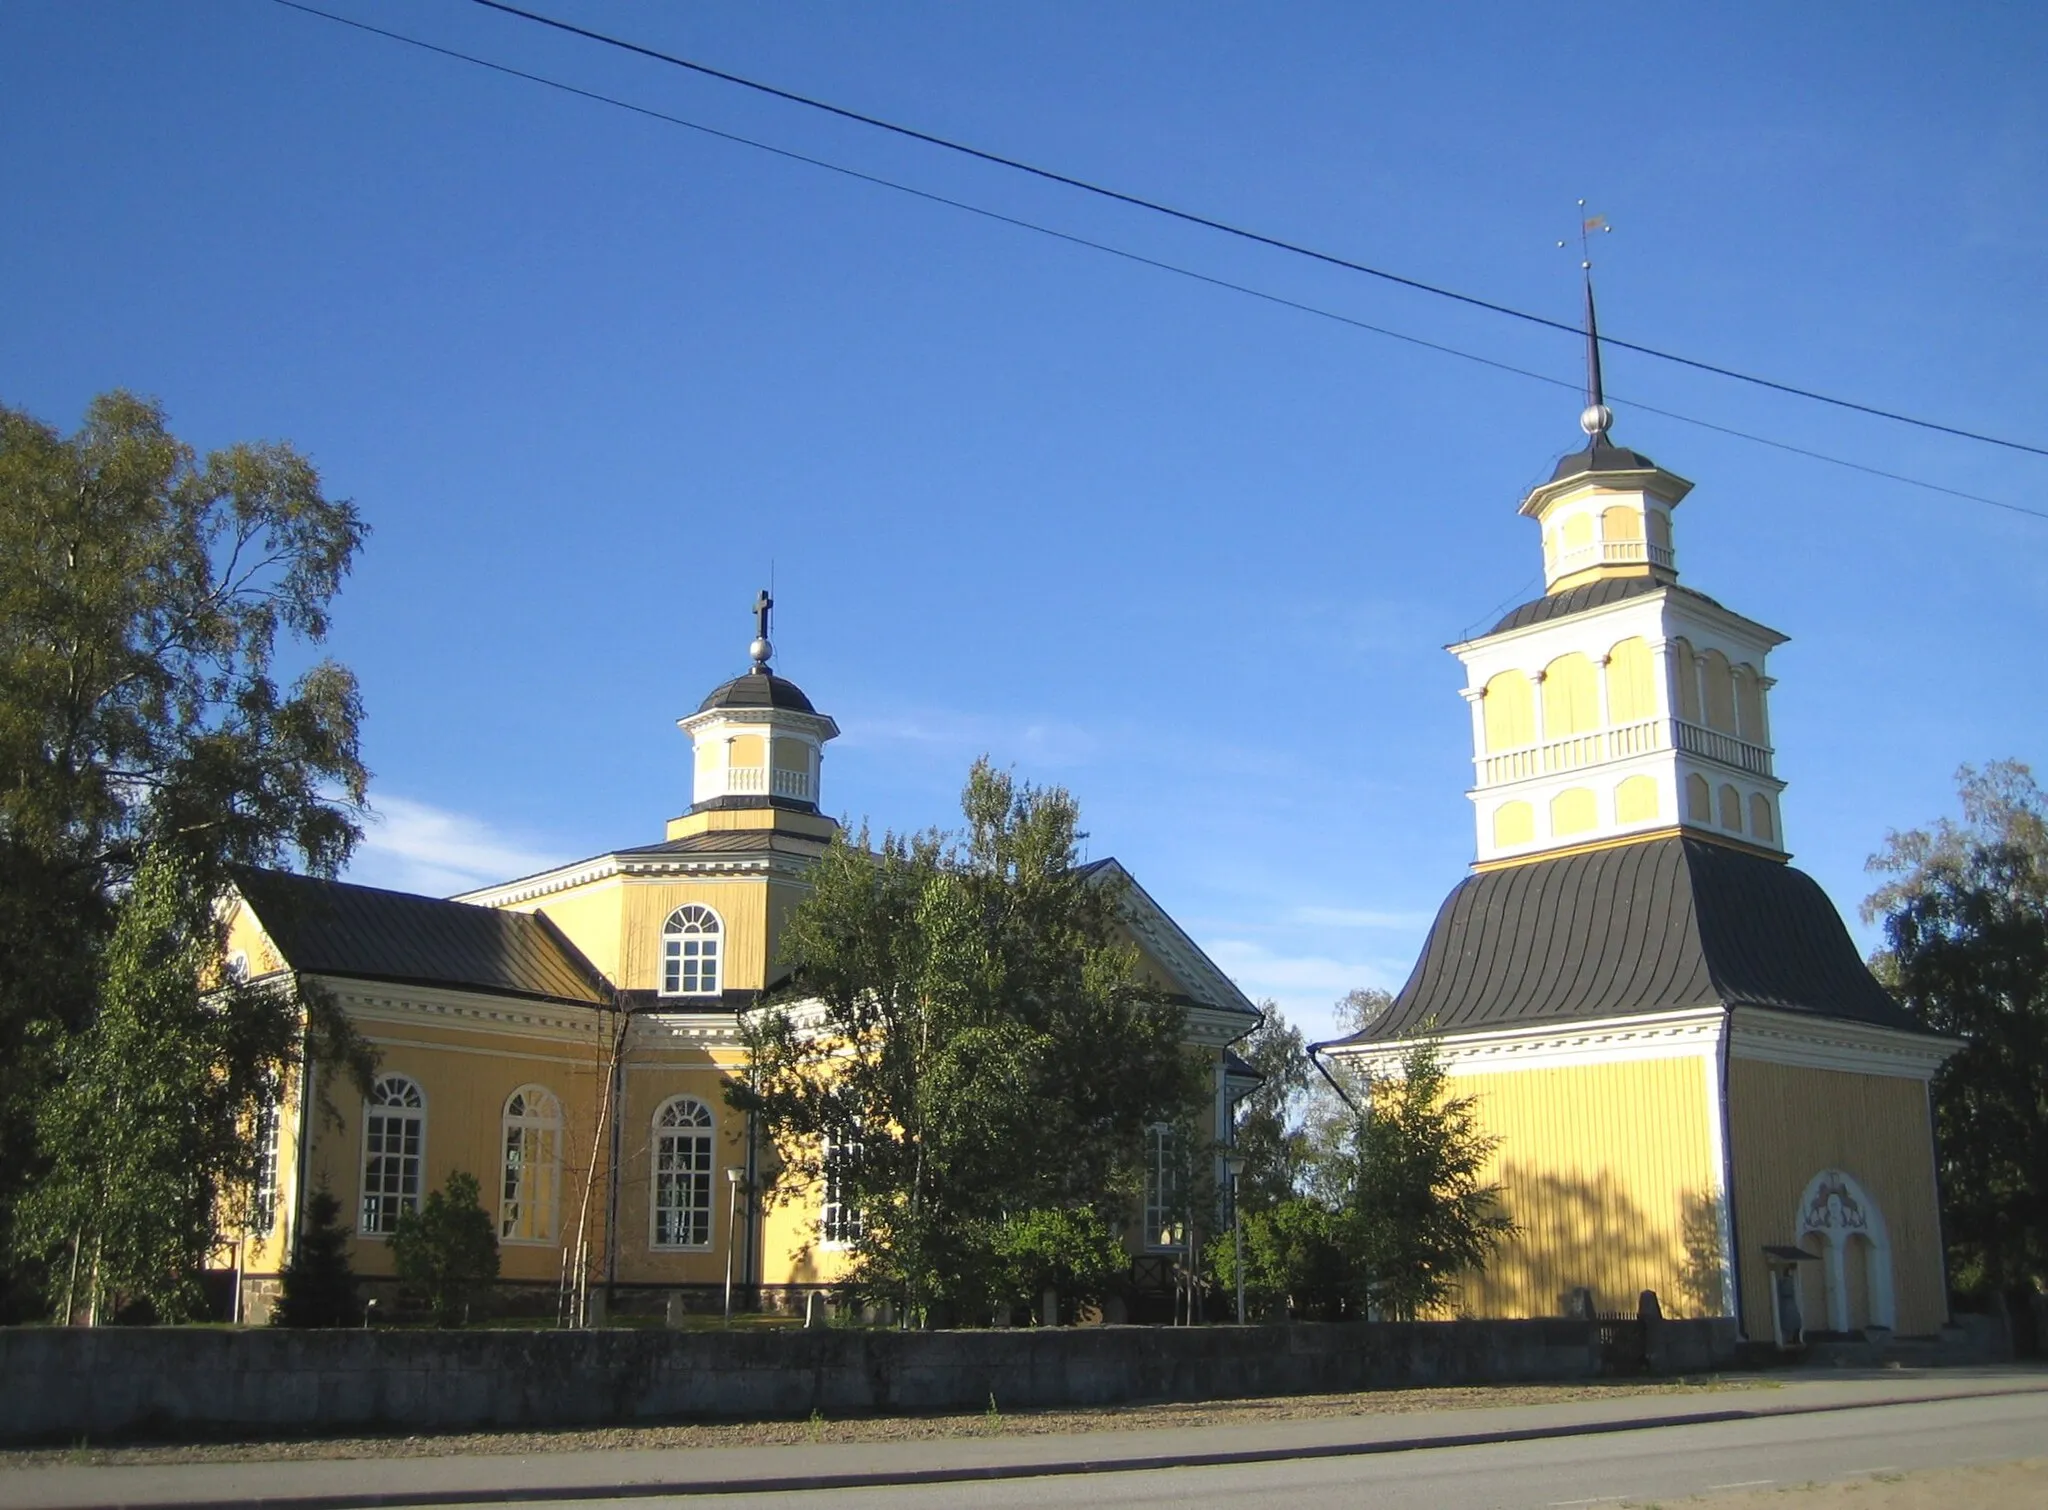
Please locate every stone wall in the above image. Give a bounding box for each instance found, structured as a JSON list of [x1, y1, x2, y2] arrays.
[[0, 1318, 1739, 1445]]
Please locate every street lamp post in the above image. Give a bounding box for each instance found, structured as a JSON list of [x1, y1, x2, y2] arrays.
[[1224, 1153, 1247, 1325], [723, 1167, 745, 1325]]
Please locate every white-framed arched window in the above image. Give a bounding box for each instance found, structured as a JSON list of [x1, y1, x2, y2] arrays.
[[360, 1074, 425, 1237], [660, 904, 723, 997], [820, 1127, 863, 1248], [651, 1095, 715, 1249], [500, 1084, 562, 1244]]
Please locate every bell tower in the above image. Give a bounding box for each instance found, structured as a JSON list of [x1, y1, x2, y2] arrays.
[[1452, 275, 1789, 867]]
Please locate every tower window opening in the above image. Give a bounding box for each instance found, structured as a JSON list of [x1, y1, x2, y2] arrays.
[[1719, 783, 1744, 833], [1749, 793, 1776, 844], [1686, 773, 1713, 823], [1542, 653, 1601, 737]]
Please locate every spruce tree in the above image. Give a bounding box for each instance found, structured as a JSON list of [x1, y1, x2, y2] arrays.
[[272, 1189, 359, 1328]]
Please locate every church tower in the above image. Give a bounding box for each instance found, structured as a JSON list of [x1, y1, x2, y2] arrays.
[[1321, 266, 1953, 1347], [664, 590, 841, 846], [1457, 285, 1786, 867]]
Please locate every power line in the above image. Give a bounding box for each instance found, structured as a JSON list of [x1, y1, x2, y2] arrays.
[[267, 1, 2046, 525], [466, 0, 2048, 463]]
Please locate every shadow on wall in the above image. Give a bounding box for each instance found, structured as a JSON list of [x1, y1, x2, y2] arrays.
[[1458, 1166, 1730, 1320]]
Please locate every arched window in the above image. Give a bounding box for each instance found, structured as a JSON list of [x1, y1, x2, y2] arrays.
[[1719, 783, 1744, 832], [1671, 639, 1702, 723], [821, 1128, 863, 1248], [660, 905, 723, 997], [1600, 504, 1643, 543], [1702, 650, 1737, 734], [1615, 775, 1659, 825], [1749, 793, 1776, 844], [651, 1095, 715, 1248], [1734, 665, 1765, 743], [1686, 773, 1713, 823], [1605, 637, 1656, 724], [360, 1074, 424, 1236], [1646, 508, 1673, 555], [1492, 801, 1534, 848], [500, 1085, 562, 1244], [1550, 787, 1597, 837], [1143, 1124, 1186, 1251], [1542, 653, 1600, 737], [1483, 671, 1535, 751]]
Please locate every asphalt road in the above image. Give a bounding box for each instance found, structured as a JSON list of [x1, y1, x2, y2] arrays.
[[632, 1390, 2048, 1510]]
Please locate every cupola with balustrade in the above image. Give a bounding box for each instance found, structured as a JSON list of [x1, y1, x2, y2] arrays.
[[672, 592, 839, 828], [1453, 343, 1789, 867]]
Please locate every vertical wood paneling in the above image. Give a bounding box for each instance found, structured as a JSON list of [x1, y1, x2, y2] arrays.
[[1725, 1059, 1945, 1335], [1444, 1055, 1722, 1318]]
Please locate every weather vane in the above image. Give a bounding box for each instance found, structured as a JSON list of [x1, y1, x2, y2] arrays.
[[1558, 201, 1613, 440]]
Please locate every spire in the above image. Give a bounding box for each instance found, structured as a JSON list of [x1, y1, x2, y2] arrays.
[[749, 588, 773, 674], [1575, 204, 1614, 443]]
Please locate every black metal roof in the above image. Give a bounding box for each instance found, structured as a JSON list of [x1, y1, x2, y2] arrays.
[[1487, 578, 1726, 636], [232, 868, 611, 1006], [697, 669, 817, 714], [1547, 435, 1662, 484], [1326, 835, 1921, 1047]]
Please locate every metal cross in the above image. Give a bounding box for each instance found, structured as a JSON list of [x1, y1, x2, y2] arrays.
[[754, 589, 773, 643]]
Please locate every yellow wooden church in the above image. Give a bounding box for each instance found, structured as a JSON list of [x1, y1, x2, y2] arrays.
[[1320, 316, 1955, 1344], [219, 609, 1260, 1321]]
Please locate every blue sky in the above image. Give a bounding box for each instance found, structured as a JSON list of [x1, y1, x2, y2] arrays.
[[5, 1, 2044, 1042]]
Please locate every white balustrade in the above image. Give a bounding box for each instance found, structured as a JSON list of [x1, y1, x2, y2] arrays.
[[1474, 716, 1770, 787], [1547, 538, 1676, 580], [706, 764, 813, 801], [1673, 720, 1773, 777]]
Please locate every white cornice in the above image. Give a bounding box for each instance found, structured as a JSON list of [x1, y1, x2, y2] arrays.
[[319, 977, 608, 1044], [455, 848, 818, 907], [630, 1011, 749, 1053], [1728, 1006, 1956, 1080], [1326, 1006, 1727, 1076], [454, 858, 622, 907]]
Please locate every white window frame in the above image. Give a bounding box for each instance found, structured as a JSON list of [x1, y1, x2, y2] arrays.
[[359, 1074, 425, 1238], [1142, 1123, 1186, 1252], [659, 904, 724, 998], [251, 1098, 282, 1236], [820, 1128, 863, 1249], [499, 1084, 563, 1246], [650, 1095, 716, 1250]]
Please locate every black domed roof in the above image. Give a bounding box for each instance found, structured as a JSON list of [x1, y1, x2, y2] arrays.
[[697, 669, 817, 714], [1548, 434, 1660, 484]]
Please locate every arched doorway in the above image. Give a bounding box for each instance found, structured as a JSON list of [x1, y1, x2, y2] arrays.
[[1795, 1169, 1895, 1334]]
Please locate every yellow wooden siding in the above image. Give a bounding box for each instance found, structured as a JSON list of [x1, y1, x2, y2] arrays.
[[522, 877, 627, 983], [1725, 1059, 1945, 1335], [618, 879, 773, 992], [300, 1029, 611, 1283], [1444, 1054, 1726, 1319]]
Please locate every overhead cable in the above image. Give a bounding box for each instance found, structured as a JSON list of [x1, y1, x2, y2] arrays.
[[463, 0, 2048, 462], [268, 0, 2047, 525]]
